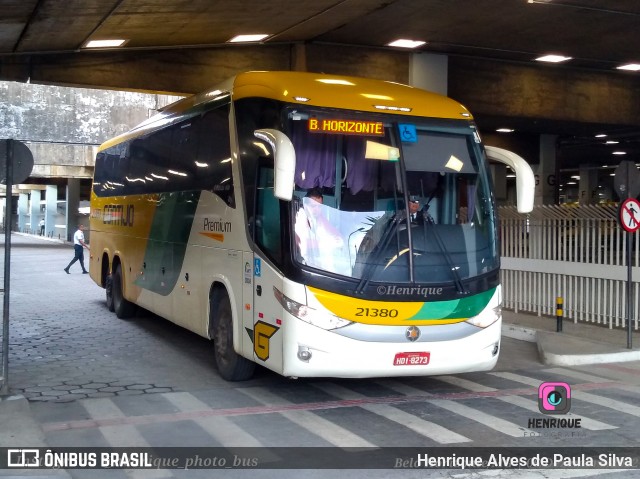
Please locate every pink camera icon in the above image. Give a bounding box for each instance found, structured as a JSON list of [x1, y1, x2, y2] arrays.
[[538, 382, 571, 414]]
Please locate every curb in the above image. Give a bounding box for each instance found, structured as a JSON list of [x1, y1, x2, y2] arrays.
[[504, 322, 640, 366], [536, 330, 640, 366], [13, 232, 67, 244], [501, 323, 537, 343]]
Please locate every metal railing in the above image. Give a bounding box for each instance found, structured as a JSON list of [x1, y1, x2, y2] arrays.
[[499, 204, 639, 329]]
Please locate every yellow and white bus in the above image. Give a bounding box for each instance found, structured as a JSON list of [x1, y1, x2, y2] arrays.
[[89, 71, 534, 381]]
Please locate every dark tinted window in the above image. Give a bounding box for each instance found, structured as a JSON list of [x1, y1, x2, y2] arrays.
[[93, 102, 233, 206]]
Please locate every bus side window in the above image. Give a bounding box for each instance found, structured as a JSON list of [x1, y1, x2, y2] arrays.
[[197, 105, 234, 206], [170, 119, 197, 191], [255, 164, 281, 263]]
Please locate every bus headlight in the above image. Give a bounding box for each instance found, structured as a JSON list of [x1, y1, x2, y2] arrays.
[[273, 287, 351, 330], [465, 305, 501, 329]]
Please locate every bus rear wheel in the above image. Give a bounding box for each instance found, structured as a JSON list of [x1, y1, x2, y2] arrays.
[[105, 274, 115, 312], [113, 264, 136, 319], [211, 291, 255, 381]]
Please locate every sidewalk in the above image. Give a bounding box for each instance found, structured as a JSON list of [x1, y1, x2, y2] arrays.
[[502, 309, 640, 366]]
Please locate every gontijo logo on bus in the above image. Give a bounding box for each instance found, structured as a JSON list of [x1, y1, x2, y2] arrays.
[[308, 118, 384, 136], [200, 216, 232, 242], [101, 204, 134, 226]]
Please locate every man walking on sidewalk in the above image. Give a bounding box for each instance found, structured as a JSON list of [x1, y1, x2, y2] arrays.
[[64, 224, 90, 274]]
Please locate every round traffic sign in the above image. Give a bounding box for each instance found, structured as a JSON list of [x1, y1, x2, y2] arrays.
[[0, 139, 34, 185], [619, 198, 640, 233]]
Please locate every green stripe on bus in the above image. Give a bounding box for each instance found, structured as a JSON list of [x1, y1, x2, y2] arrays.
[[135, 191, 201, 295], [409, 287, 496, 321]]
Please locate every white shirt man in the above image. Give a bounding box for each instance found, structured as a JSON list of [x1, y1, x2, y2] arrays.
[[64, 225, 90, 274]]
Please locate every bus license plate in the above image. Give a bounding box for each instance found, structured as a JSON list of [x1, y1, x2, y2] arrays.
[[393, 352, 430, 366]]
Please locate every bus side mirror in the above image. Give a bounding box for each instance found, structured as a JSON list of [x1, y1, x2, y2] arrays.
[[254, 129, 296, 201], [484, 145, 535, 213]]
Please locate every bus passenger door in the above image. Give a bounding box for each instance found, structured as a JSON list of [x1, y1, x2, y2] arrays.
[[241, 251, 256, 359], [248, 254, 284, 374], [245, 163, 285, 374]]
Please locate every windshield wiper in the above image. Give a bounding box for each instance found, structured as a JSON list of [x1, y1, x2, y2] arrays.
[[355, 213, 403, 294], [420, 214, 468, 294]]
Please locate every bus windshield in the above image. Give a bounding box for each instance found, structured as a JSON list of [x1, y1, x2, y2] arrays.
[[288, 109, 498, 287]]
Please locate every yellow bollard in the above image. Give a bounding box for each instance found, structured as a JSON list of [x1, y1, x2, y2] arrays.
[[556, 296, 563, 332]]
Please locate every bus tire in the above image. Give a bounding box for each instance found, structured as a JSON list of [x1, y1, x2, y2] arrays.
[[113, 264, 136, 319], [105, 274, 115, 312], [211, 291, 255, 381]]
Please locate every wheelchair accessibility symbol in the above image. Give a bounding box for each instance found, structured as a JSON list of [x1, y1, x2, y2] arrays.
[[398, 124, 417, 143]]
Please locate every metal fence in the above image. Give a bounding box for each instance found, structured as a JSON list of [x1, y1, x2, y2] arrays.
[[499, 204, 639, 329]]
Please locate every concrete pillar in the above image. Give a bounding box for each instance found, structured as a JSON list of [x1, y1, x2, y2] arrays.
[[18, 192, 29, 232], [45, 185, 57, 238], [65, 179, 80, 242], [292, 43, 307, 72], [30, 189, 42, 235], [409, 53, 448, 95], [535, 134, 557, 205], [579, 165, 599, 206], [527, 135, 557, 259]]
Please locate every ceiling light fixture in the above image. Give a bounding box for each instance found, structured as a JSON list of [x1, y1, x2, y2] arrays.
[[617, 63, 640, 71], [387, 39, 426, 49], [496, 128, 514, 133], [227, 34, 269, 43], [535, 54, 572, 63], [84, 39, 127, 48]]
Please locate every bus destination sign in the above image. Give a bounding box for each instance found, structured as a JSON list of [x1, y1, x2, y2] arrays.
[[308, 118, 384, 136]]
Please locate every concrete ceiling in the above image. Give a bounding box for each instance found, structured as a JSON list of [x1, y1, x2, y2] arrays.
[[3, 0, 639, 70], [2, 0, 640, 174]]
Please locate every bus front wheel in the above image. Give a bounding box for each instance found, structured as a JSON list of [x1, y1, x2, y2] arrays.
[[211, 292, 255, 381], [113, 264, 136, 319]]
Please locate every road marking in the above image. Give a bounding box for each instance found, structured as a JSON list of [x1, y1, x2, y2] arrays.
[[427, 398, 531, 437], [543, 368, 611, 384], [312, 382, 470, 444], [237, 387, 376, 447], [380, 379, 531, 437], [162, 392, 266, 447], [436, 375, 615, 431], [82, 398, 170, 479], [492, 371, 640, 418], [41, 377, 617, 433]]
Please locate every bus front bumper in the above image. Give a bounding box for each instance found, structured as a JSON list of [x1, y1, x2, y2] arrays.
[[281, 317, 502, 379]]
